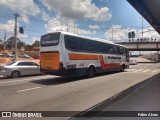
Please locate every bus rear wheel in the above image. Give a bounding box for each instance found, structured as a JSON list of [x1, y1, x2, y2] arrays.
[[120, 65, 125, 72], [87, 66, 95, 77]]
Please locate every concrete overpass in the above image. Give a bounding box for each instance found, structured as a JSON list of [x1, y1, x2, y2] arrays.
[[127, 0, 160, 62], [127, 0, 160, 34], [117, 42, 160, 51]]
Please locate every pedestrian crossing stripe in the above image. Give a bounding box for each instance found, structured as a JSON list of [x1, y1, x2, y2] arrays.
[[142, 70, 150, 72], [125, 69, 159, 73], [126, 69, 136, 71], [133, 69, 143, 72], [152, 70, 159, 73]]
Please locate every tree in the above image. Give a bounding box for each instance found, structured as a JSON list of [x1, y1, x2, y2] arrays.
[[5, 36, 25, 49], [32, 40, 40, 47]]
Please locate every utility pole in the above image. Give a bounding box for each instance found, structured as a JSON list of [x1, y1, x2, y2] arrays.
[[4, 30, 6, 50], [112, 27, 113, 42], [14, 13, 20, 60], [139, 17, 144, 56], [141, 17, 143, 40], [74, 21, 75, 34], [77, 26, 78, 35]]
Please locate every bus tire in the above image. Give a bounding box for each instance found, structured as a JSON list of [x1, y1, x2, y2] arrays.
[[120, 65, 125, 72], [87, 66, 95, 77]]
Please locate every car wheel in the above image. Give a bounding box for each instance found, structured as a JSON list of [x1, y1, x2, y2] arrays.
[[11, 71, 20, 78], [87, 66, 95, 77]]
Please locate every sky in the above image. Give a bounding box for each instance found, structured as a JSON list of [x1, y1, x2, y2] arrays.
[[0, 0, 160, 45]]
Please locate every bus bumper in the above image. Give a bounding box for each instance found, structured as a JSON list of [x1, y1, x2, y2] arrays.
[[40, 68, 87, 76]]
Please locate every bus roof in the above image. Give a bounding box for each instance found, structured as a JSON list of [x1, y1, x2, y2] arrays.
[[46, 31, 128, 48]]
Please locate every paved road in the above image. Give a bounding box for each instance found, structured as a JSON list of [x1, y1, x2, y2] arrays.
[[0, 63, 159, 120], [130, 57, 154, 63]]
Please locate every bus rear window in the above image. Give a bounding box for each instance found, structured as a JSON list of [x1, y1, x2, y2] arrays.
[[41, 32, 60, 46]]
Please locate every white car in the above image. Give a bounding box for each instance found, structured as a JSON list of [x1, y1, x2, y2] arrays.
[[129, 60, 138, 65], [0, 61, 40, 78]]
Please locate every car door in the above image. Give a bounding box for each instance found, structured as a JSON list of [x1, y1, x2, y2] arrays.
[[17, 62, 31, 75], [27, 62, 40, 75], [32, 62, 40, 74]]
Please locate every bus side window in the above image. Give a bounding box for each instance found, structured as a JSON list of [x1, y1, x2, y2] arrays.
[[89, 40, 98, 52], [78, 38, 89, 52], [106, 44, 114, 54], [113, 46, 121, 54], [65, 35, 77, 50], [120, 47, 125, 55], [99, 42, 106, 53]]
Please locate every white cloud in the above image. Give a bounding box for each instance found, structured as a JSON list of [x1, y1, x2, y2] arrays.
[[32, 37, 40, 44], [136, 27, 160, 39], [104, 25, 160, 42], [88, 25, 100, 29], [45, 16, 96, 35], [0, 0, 42, 24], [20, 14, 30, 24], [41, 12, 50, 21], [0, 0, 40, 16], [17, 33, 28, 39], [0, 20, 17, 33], [0, 19, 29, 42], [104, 25, 133, 42], [41, 0, 112, 21], [78, 29, 96, 34], [45, 17, 66, 33]]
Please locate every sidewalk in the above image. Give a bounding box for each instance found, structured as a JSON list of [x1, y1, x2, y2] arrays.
[[105, 73, 160, 112]]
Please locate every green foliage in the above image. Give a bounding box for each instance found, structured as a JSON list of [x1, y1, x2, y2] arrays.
[[5, 36, 25, 49]]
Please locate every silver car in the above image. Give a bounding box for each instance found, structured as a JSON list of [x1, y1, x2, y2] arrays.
[[0, 61, 40, 78], [19, 54, 30, 58]]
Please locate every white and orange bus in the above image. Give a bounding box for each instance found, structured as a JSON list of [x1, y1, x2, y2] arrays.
[[40, 31, 129, 77]]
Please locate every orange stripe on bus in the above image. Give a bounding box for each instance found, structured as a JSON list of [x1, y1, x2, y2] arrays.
[[69, 53, 99, 60]]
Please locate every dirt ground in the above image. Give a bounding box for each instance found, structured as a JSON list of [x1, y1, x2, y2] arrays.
[[0, 50, 40, 65]]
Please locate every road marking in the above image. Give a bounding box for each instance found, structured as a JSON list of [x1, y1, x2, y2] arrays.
[[0, 75, 54, 84], [17, 87, 41, 93], [142, 70, 150, 73], [126, 69, 136, 71], [152, 70, 159, 73], [0, 79, 29, 84]]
